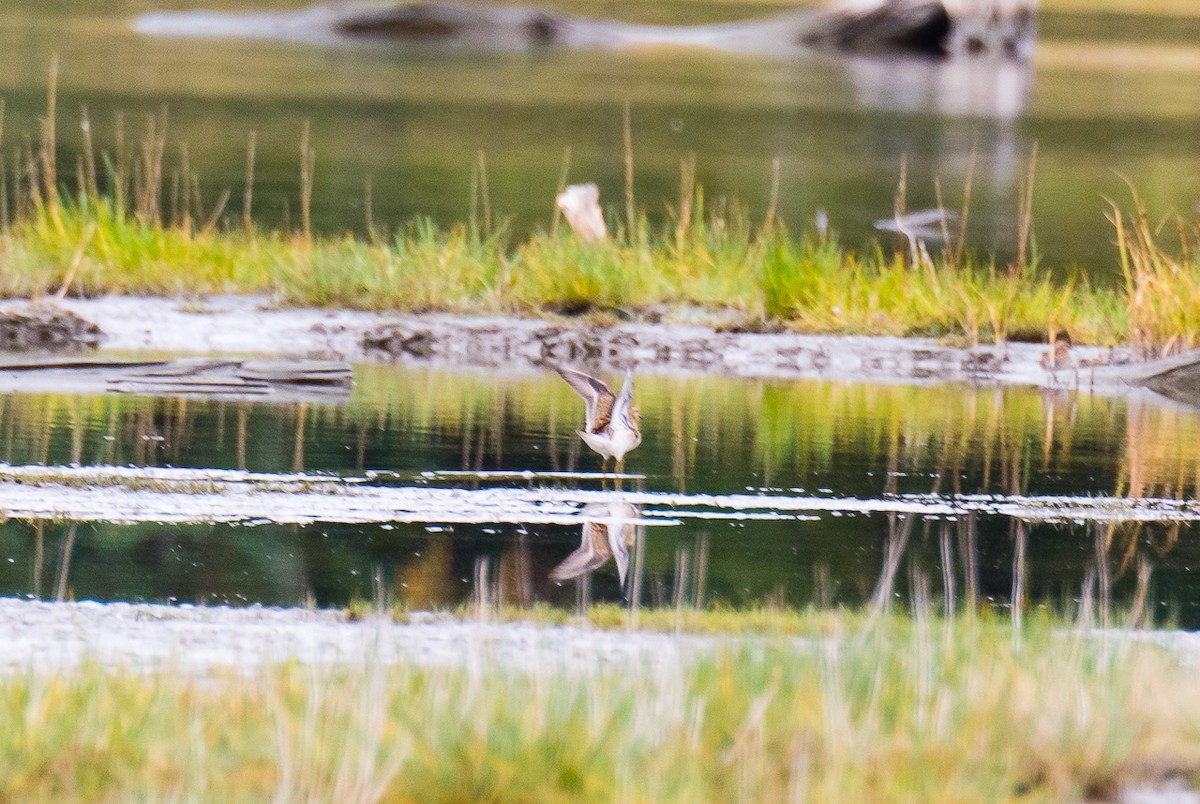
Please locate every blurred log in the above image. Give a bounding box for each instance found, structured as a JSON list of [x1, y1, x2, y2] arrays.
[[0, 357, 352, 403], [136, 0, 1039, 61]]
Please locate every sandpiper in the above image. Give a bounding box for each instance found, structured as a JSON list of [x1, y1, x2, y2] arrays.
[[549, 501, 639, 585], [1041, 331, 1077, 382], [556, 366, 642, 468]]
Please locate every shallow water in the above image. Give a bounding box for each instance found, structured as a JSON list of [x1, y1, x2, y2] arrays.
[[0, 364, 1198, 625], [2, 2, 1200, 272]]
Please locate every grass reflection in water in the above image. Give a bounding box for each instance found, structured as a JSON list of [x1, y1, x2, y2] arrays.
[[0, 366, 1197, 620]]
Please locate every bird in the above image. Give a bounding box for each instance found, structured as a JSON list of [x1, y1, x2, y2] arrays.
[[549, 501, 640, 586], [1041, 331, 1077, 382], [555, 366, 641, 469]]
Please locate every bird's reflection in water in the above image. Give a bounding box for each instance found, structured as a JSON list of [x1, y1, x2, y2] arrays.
[[550, 501, 641, 587]]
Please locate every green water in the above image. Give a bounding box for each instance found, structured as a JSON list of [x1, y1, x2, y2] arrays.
[[0, 365, 1197, 623], [2, 2, 1199, 272]]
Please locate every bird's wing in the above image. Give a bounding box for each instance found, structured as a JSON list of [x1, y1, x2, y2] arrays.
[[614, 369, 633, 427], [607, 502, 639, 587], [549, 521, 612, 583], [874, 208, 958, 232], [556, 366, 615, 433]]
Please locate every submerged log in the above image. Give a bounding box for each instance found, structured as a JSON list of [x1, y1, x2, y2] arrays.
[[1105, 349, 1200, 409], [0, 357, 352, 403], [135, 0, 1038, 60]]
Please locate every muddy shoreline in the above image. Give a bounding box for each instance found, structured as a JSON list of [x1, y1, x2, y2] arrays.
[[0, 295, 1170, 398], [0, 597, 718, 674]]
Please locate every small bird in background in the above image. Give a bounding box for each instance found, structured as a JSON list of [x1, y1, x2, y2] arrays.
[[549, 501, 640, 586], [1041, 331, 1077, 382], [556, 366, 641, 470]]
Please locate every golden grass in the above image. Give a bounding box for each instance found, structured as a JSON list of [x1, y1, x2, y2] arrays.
[[1110, 187, 1200, 357], [2, 610, 1199, 801]]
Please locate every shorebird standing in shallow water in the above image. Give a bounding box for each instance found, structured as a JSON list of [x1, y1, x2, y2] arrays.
[[556, 366, 641, 471], [1041, 331, 1078, 384]]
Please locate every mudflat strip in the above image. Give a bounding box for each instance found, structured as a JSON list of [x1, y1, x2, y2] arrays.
[[4, 597, 1200, 680], [6, 295, 1169, 394], [0, 464, 1196, 525], [0, 598, 717, 674]]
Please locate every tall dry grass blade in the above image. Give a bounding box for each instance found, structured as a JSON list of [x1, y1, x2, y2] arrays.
[[24, 137, 43, 211], [1016, 141, 1039, 273], [893, 153, 908, 222], [623, 100, 635, 242], [136, 108, 168, 224], [678, 152, 696, 245], [358, 175, 373, 244], [40, 55, 59, 208], [763, 156, 780, 233], [179, 142, 192, 230], [201, 187, 231, 235], [53, 222, 97, 301], [476, 150, 491, 238], [0, 100, 6, 231], [10, 146, 22, 223], [955, 145, 976, 265], [243, 130, 257, 233], [0, 153, 7, 233], [113, 111, 127, 217], [169, 170, 180, 228], [299, 121, 315, 241], [933, 176, 952, 264], [80, 105, 98, 200], [467, 156, 478, 234], [1175, 212, 1191, 265], [191, 174, 204, 232]]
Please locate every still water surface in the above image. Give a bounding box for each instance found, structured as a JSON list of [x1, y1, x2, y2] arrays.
[[1, 2, 1199, 271], [0, 364, 1199, 624]]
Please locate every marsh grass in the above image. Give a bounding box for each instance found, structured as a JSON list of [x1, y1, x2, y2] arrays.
[[1110, 187, 1200, 357], [4, 610, 1200, 801], [0, 78, 1163, 347]]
